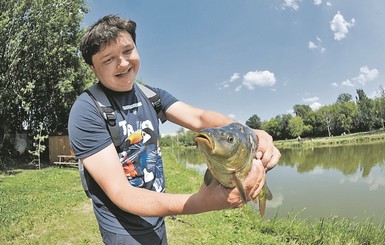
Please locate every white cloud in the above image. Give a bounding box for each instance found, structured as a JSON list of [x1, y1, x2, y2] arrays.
[[303, 96, 319, 103], [341, 79, 354, 87], [220, 70, 276, 91], [242, 70, 276, 90], [335, 66, 379, 87], [371, 87, 385, 99], [303, 97, 322, 110], [230, 73, 240, 82], [314, 0, 332, 6], [308, 37, 325, 53], [219, 72, 240, 89], [308, 41, 317, 49], [310, 102, 322, 110], [282, 0, 299, 11], [330, 11, 355, 41], [353, 66, 379, 85]]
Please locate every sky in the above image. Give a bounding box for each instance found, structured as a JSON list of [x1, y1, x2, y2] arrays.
[[83, 0, 385, 134]]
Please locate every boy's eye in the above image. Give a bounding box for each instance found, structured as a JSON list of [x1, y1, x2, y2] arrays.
[[104, 58, 113, 64], [123, 49, 133, 55]]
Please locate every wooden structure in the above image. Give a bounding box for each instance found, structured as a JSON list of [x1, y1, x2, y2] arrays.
[[54, 154, 77, 166], [48, 135, 77, 166]]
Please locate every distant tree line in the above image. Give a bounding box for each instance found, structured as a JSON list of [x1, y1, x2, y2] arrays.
[[246, 88, 385, 140]]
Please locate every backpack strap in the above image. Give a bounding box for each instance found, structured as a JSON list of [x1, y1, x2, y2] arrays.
[[136, 83, 167, 123], [85, 83, 122, 148]]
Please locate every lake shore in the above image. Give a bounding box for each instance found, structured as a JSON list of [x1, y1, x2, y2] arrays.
[[274, 130, 385, 149]]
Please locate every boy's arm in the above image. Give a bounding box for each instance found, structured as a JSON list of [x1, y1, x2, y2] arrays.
[[82, 143, 265, 216]]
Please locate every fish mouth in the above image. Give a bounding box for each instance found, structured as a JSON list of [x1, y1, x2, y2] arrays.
[[194, 133, 214, 151]]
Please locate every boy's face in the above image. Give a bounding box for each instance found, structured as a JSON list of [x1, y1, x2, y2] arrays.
[[91, 31, 140, 91]]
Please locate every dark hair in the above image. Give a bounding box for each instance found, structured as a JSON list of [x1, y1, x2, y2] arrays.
[[80, 15, 137, 65]]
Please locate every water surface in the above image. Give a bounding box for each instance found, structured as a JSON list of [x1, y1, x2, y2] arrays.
[[174, 142, 385, 224]]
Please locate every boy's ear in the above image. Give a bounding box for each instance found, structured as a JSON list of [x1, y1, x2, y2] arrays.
[[90, 65, 96, 73]]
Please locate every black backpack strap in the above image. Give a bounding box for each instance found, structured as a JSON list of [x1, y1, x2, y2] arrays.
[[85, 83, 122, 148], [136, 83, 167, 123]]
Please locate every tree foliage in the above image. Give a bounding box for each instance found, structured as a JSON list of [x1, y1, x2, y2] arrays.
[[254, 89, 385, 140], [246, 114, 261, 129], [0, 0, 94, 161]]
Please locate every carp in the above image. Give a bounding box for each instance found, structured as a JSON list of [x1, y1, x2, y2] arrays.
[[194, 122, 272, 216]]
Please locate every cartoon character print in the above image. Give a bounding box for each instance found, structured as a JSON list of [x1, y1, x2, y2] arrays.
[[118, 128, 164, 192]]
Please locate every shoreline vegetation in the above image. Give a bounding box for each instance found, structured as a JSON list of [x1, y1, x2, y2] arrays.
[[1, 143, 385, 244], [274, 130, 385, 149]]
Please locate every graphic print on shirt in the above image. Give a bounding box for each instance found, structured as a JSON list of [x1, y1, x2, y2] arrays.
[[118, 127, 165, 192]]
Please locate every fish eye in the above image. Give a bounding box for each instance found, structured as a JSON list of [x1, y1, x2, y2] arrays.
[[227, 136, 234, 143]]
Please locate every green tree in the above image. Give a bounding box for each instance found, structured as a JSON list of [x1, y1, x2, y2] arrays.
[[373, 86, 385, 129], [246, 114, 261, 129], [336, 93, 353, 103], [288, 116, 305, 138], [261, 114, 292, 140], [0, 0, 92, 162], [356, 89, 375, 131], [334, 101, 358, 134], [293, 104, 312, 119], [314, 105, 333, 137]]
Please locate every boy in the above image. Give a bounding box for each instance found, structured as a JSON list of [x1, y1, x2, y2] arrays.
[[68, 15, 280, 244]]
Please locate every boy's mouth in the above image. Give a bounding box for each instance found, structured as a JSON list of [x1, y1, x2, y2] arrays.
[[116, 67, 131, 77]]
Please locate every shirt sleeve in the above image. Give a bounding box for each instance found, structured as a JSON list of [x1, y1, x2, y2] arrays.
[[68, 92, 113, 159], [151, 87, 179, 112]]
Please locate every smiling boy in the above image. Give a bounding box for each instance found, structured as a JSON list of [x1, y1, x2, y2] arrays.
[[68, 15, 280, 244]]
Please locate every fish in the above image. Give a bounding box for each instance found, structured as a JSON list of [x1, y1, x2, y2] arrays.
[[194, 122, 272, 216]]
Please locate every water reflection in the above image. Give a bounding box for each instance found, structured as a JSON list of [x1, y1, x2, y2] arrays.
[[173, 142, 385, 224], [279, 142, 385, 177]]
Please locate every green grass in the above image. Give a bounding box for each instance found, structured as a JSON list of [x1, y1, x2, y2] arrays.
[[274, 130, 385, 149], [1, 149, 385, 244], [0, 167, 101, 245]]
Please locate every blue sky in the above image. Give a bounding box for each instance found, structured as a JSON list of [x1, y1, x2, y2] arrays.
[[83, 0, 385, 134]]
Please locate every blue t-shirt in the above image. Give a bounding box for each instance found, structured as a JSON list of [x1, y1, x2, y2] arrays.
[[68, 82, 178, 235]]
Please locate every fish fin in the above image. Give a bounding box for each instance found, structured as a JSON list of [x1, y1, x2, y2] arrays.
[[264, 184, 273, 201], [234, 175, 248, 203], [258, 194, 266, 217], [258, 184, 273, 217], [204, 169, 214, 186]]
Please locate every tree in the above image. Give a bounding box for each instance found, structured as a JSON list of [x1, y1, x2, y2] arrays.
[[334, 101, 357, 134], [336, 93, 353, 103], [0, 0, 93, 162], [293, 104, 312, 119], [356, 89, 375, 131], [316, 105, 335, 137], [288, 116, 305, 138], [373, 86, 385, 129], [28, 123, 48, 169], [246, 114, 261, 129], [261, 114, 292, 140]]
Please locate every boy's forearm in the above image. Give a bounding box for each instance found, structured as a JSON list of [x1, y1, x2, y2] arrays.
[[112, 186, 219, 217]]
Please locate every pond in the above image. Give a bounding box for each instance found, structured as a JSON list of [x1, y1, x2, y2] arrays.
[[173, 142, 385, 224]]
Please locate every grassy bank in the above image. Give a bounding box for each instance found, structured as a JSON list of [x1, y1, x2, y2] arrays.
[[274, 130, 385, 149], [1, 149, 385, 244]]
